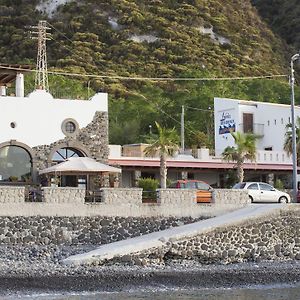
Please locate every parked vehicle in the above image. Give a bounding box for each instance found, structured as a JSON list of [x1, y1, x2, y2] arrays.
[[297, 182, 300, 203], [169, 180, 213, 203], [232, 182, 290, 203]]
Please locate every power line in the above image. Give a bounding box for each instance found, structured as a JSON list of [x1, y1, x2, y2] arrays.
[[185, 105, 214, 112], [46, 72, 289, 82], [47, 22, 73, 44], [0, 65, 288, 82], [132, 93, 200, 137]]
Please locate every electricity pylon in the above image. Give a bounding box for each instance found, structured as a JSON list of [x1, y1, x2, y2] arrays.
[[29, 20, 51, 91]]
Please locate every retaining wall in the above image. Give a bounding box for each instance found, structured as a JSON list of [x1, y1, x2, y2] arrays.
[[0, 215, 204, 246], [43, 187, 85, 204], [108, 205, 300, 266], [0, 186, 250, 218], [0, 186, 24, 204]]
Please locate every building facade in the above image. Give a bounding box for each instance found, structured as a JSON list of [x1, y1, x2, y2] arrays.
[[109, 98, 299, 188], [214, 97, 300, 163], [0, 67, 108, 184]]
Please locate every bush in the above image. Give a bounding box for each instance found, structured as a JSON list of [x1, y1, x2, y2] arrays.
[[138, 177, 159, 191], [274, 179, 284, 190]]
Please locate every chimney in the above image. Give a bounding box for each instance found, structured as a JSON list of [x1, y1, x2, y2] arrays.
[[15, 73, 24, 97]]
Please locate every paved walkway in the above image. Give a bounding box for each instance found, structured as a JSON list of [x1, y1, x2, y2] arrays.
[[63, 204, 286, 266]]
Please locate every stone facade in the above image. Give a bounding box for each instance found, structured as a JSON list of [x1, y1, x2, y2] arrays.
[[0, 216, 204, 246], [108, 207, 300, 266], [158, 189, 196, 205], [43, 187, 85, 204], [213, 189, 249, 205], [101, 188, 142, 205], [0, 186, 24, 204], [34, 111, 109, 171], [0, 187, 250, 218]]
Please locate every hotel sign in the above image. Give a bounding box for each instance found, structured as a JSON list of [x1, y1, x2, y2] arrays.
[[218, 110, 236, 134]]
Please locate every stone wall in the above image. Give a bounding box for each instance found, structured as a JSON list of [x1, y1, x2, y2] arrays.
[[34, 111, 109, 170], [109, 206, 300, 266], [43, 187, 85, 204], [0, 186, 24, 204], [0, 216, 204, 246], [0, 187, 250, 218], [158, 189, 196, 205], [101, 188, 142, 205], [213, 189, 249, 205]]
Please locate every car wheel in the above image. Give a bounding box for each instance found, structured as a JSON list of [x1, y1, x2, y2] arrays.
[[249, 196, 254, 203], [279, 196, 288, 204]]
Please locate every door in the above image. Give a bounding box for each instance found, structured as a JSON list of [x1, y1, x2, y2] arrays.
[[259, 183, 276, 202], [243, 113, 254, 133], [247, 183, 260, 201]]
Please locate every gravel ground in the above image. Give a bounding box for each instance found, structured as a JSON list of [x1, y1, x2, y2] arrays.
[[0, 245, 300, 294]]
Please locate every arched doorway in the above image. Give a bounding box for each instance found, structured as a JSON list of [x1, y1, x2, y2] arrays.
[[51, 147, 86, 187], [0, 145, 32, 182]]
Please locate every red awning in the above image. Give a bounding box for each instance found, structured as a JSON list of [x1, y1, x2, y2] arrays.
[[108, 158, 295, 171]]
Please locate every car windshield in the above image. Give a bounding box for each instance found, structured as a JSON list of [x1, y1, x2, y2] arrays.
[[232, 183, 246, 189], [178, 181, 211, 190], [259, 183, 274, 191], [196, 182, 210, 190]]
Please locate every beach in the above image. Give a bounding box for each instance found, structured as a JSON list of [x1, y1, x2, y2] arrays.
[[0, 244, 300, 295]]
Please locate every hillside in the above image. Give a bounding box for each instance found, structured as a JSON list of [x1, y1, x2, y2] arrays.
[[0, 0, 297, 146], [252, 0, 300, 50]]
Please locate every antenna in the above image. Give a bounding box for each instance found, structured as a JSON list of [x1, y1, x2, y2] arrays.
[[29, 20, 51, 91]]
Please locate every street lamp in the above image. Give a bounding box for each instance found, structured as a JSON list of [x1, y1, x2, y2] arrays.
[[290, 53, 299, 202]]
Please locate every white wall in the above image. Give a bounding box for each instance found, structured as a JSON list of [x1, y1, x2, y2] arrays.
[[214, 97, 300, 158], [0, 90, 108, 147], [109, 145, 122, 158], [214, 98, 239, 156]]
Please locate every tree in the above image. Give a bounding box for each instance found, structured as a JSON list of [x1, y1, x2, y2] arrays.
[[144, 122, 179, 189], [222, 131, 257, 183], [284, 116, 300, 163]]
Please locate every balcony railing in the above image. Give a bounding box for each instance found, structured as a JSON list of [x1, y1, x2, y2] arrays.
[[239, 123, 264, 136]]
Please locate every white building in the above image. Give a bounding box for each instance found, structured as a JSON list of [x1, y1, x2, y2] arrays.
[[108, 97, 299, 188], [214, 97, 300, 164], [0, 65, 108, 184]]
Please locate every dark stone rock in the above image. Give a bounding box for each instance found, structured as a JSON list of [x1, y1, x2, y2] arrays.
[[228, 249, 237, 256], [201, 244, 208, 251], [274, 244, 282, 255], [0, 222, 6, 228]]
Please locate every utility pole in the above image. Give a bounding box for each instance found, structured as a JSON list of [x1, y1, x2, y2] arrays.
[[29, 20, 51, 91], [290, 53, 299, 202], [181, 105, 185, 153]]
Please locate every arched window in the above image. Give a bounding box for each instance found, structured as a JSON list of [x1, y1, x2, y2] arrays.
[[52, 147, 85, 163], [0, 146, 32, 182]]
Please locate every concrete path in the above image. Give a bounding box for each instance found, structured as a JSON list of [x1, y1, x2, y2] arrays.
[[62, 204, 287, 266]]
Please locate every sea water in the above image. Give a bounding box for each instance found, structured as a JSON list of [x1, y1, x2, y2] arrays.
[[1, 284, 300, 300]]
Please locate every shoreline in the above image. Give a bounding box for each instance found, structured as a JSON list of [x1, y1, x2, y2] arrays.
[[0, 260, 300, 294]]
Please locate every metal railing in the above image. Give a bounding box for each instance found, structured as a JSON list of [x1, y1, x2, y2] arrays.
[[25, 187, 43, 202], [85, 190, 103, 203], [142, 190, 158, 203], [239, 123, 264, 136]]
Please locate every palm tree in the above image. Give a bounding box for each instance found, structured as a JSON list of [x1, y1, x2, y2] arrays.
[[222, 131, 257, 183], [144, 122, 179, 188], [284, 116, 300, 163]]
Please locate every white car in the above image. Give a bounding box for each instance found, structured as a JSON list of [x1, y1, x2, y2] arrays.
[[232, 182, 290, 203]]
